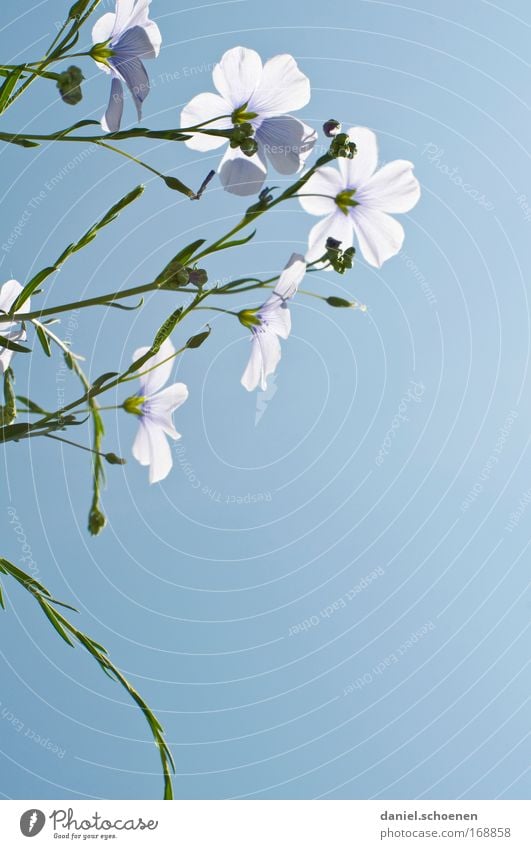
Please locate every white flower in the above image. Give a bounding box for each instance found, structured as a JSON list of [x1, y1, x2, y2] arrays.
[[299, 126, 421, 268], [181, 46, 317, 196], [241, 253, 306, 391], [0, 280, 30, 375], [126, 338, 188, 484], [92, 0, 162, 132]]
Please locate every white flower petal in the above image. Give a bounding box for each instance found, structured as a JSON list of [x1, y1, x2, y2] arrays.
[[132, 418, 151, 465], [357, 159, 421, 213], [257, 116, 316, 175], [261, 298, 291, 339], [133, 337, 175, 397], [0, 279, 24, 313], [181, 92, 232, 151], [255, 327, 282, 389], [241, 328, 281, 391], [113, 0, 136, 36], [350, 206, 404, 267], [146, 421, 173, 483], [218, 145, 267, 196], [132, 419, 174, 484], [213, 46, 262, 109], [274, 253, 306, 300], [298, 166, 344, 216], [305, 211, 354, 265], [338, 126, 378, 188], [250, 54, 310, 116], [141, 19, 162, 57], [92, 12, 116, 45], [147, 383, 188, 436]]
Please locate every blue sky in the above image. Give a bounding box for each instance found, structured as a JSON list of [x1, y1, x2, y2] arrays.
[[0, 0, 529, 800]]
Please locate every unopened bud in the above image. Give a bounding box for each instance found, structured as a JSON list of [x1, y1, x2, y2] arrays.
[[105, 452, 126, 465], [323, 119, 342, 138], [240, 137, 258, 157], [88, 507, 106, 536], [56, 66, 84, 105]]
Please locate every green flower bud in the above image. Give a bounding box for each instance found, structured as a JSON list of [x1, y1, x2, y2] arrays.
[[56, 66, 84, 106], [185, 327, 211, 349], [88, 507, 106, 536], [240, 137, 259, 157], [329, 132, 357, 160], [105, 452, 126, 465], [155, 259, 189, 289]]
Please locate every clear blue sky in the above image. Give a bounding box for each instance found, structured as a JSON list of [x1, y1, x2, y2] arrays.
[[0, 0, 529, 800]]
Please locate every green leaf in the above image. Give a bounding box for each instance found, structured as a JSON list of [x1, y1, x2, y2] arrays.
[[172, 239, 206, 266], [217, 229, 256, 251], [36, 324, 52, 357], [0, 334, 30, 353], [16, 396, 48, 414], [90, 372, 119, 393], [0, 66, 25, 114], [37, 599, 75, 647], [10, 185, 145, 313]]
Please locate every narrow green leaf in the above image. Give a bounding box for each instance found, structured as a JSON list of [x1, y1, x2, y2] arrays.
[[16, 396, 48, 414], [37, 599, 75, 647], [36, 324, 52, 357], [90, 372, 119, 392], [0, 66, 25, 113], [0, 334, 30, 353], [218, 229, 256, 251], [11, 185, 145, 313]]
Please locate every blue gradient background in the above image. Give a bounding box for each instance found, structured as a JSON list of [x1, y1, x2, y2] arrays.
[[0, 0, 529, 800]]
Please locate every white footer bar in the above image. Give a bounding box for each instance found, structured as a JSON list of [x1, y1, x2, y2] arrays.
[[1, 800, 528, 847]]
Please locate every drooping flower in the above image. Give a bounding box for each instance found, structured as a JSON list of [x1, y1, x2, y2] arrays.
[[92, 0, 162, 132], [299, 126, 421, 268], [240, 253, 306, 391], [181, 47, 317, 196], [0, 280, 30, 374], [124, 338, 188, 484]]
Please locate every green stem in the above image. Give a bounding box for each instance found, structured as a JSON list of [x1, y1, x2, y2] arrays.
[[0, 556, 174, 800]]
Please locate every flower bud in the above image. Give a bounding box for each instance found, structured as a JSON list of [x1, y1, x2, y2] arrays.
[[185, 327, 211, 349], [323, 119, 342, 138], [105, 452, 126, 465], [187, 268, 208, 288], [56, 66, 84, 105], [240, 137, 258, 157], [88, 507, 106, 536], [329, 132, 357, 160]]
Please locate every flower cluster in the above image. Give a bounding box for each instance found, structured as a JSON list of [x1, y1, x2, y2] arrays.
[[0, 0, 424, 802]]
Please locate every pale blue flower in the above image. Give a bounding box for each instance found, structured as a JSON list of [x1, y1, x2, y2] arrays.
[[181, 47, 317, 196], [126, 339, 188, 484], [92, 0, 162, 132], [241, 254, 306, 391]]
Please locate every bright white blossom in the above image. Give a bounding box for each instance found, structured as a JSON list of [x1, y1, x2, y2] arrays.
[[92, 0, 162, 132], [126, 338, 188, 484], [0, 280, 30, 375], [181, 47, 317, 196], [299, 126, 420, 268], [241, 253, 306, 391]]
